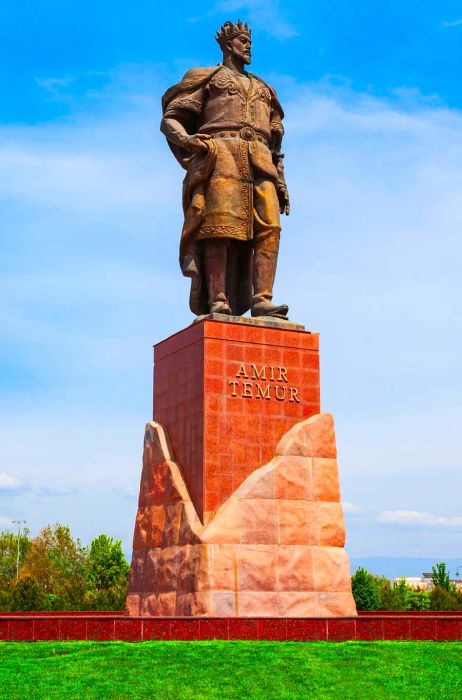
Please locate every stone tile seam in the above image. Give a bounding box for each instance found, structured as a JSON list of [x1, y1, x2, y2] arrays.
[[154, 343, 204, 363], [204, 338, 319, 352], [155, 339, 319, 362]]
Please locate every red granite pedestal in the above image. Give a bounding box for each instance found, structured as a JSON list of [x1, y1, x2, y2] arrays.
[[153, 316, 320, 523], [126, 316, 356, 618]]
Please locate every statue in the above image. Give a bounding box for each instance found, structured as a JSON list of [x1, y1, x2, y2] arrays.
[[161, 20, 290, 320]]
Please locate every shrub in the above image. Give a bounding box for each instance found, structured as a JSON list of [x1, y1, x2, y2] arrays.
[[430, 586, 461, 611], [407, 588, 431, 611], [380, 579, 408, 611]]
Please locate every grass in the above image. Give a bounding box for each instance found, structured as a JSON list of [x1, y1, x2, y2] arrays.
[[0, 641, 461, 699]]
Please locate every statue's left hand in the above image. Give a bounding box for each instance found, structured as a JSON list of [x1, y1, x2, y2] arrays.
[[277, 186, 290, 216], [185, 133, 213, 154]]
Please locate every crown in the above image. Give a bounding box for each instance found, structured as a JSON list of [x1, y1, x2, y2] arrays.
[[216, 20, 251, 49]]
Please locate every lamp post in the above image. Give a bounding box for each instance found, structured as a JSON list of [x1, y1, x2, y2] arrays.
[[12, 520, 26, 580]]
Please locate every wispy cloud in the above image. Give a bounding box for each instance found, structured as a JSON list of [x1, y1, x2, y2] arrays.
[[36, 486, 81, 498], [114, 485, 138, 500], [190, 0, 297, 40], [0, 473, 24, 489], [378, 510, 462, 528], [443, 18, 462, 27], [0, 473, 29, 497], [36, 75, 75, 94], [1, 66, 461, 554], [0, 516, 14, 528]]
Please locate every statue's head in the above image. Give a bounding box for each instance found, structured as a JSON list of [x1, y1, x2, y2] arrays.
[[216, 20, 252, 65]]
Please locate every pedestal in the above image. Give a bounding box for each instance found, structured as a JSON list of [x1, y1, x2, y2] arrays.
[[153, 315, 320, 523], [126, 316, 357, 618]]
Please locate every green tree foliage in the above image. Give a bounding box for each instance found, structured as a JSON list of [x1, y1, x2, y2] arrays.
[[429, 586, 459, 611], [0, 528, 31, 610], [351, 567, 381, 610], [351, 567, 453, 611], [379, 578, 408, 611], [407, 589, 431, 611], [379, 579, 431, 611], [0, 528, 31, 586], [22, 524, 89, 610], [431, 562, 456, 593], [429, 562, 461, 610], [0, 524, 130, 611], [85, 535, 130, 610], [11, 575, 49, 612]]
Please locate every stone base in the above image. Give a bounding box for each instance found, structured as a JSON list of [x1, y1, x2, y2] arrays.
[[126, 413, 357, 618], [153, 317, 320, 523], [193, 313, 306, 332]]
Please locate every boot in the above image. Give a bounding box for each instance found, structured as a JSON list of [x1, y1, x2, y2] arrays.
[[251, 251, 289, 319], [203, 243, 232, 315]]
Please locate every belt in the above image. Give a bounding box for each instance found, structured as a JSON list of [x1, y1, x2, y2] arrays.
[[209, 127, 267, 144]]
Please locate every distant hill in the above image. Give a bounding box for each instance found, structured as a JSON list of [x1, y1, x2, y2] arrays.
[[350, 557, 462, 579]]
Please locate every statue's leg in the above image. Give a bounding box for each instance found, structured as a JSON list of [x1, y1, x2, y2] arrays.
[[251, 180, 289, 320], [226, 240, 239, 314], [202, 239, 232, 315]]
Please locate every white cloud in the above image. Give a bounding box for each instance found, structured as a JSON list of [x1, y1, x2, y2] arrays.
[[378, 510, 462, 528], [1, 66, 461, 555], [0, 473, 26, 491]]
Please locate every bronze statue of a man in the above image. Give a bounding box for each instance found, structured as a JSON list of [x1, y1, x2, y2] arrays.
[[161, 20, 290, 320]]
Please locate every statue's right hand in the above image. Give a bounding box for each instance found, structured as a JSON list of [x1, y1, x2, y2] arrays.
[[185, 133, 212, 154]]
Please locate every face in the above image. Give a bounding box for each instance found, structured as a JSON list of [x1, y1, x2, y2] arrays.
[[227, 34, 252, 64]]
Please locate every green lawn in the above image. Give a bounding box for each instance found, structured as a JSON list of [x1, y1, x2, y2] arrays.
[[0, 641, 461, 699]]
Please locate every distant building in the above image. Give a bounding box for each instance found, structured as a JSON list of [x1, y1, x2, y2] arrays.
[[392, 572, 462, 592]]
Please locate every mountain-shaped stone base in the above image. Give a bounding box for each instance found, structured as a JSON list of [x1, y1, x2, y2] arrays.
[[125, 413, 357, 617]]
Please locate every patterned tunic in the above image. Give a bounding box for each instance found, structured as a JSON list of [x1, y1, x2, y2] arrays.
[[161, 64, 286, 314], [162, 65, 285, 242]]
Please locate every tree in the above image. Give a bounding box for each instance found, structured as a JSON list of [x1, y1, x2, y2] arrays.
[[21, 524, 88, 610], [0, 524, 130, 611], [428, 562, 460, 610], [0, 528, 31, 610], [351, 567, 381, 610], [431, 562, 455, 593], [11, 575, 49, 612], [85, 535, 130, 610], [379, 579, 408, 611]]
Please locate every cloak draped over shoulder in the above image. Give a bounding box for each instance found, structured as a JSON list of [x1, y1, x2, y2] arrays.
[[161, 64, 286, 315]]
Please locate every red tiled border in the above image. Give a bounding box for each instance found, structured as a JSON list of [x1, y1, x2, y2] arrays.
[[1, 615, 461, 642], [0, 610, 124, 617]]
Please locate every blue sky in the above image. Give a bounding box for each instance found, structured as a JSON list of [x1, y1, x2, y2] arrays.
[[1, 0, 461, 567]]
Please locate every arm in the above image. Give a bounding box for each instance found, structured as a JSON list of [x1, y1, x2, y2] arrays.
[[160, 112, 211, 154], [269, 111, 290, 216], [275, 155, 290, 216]]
